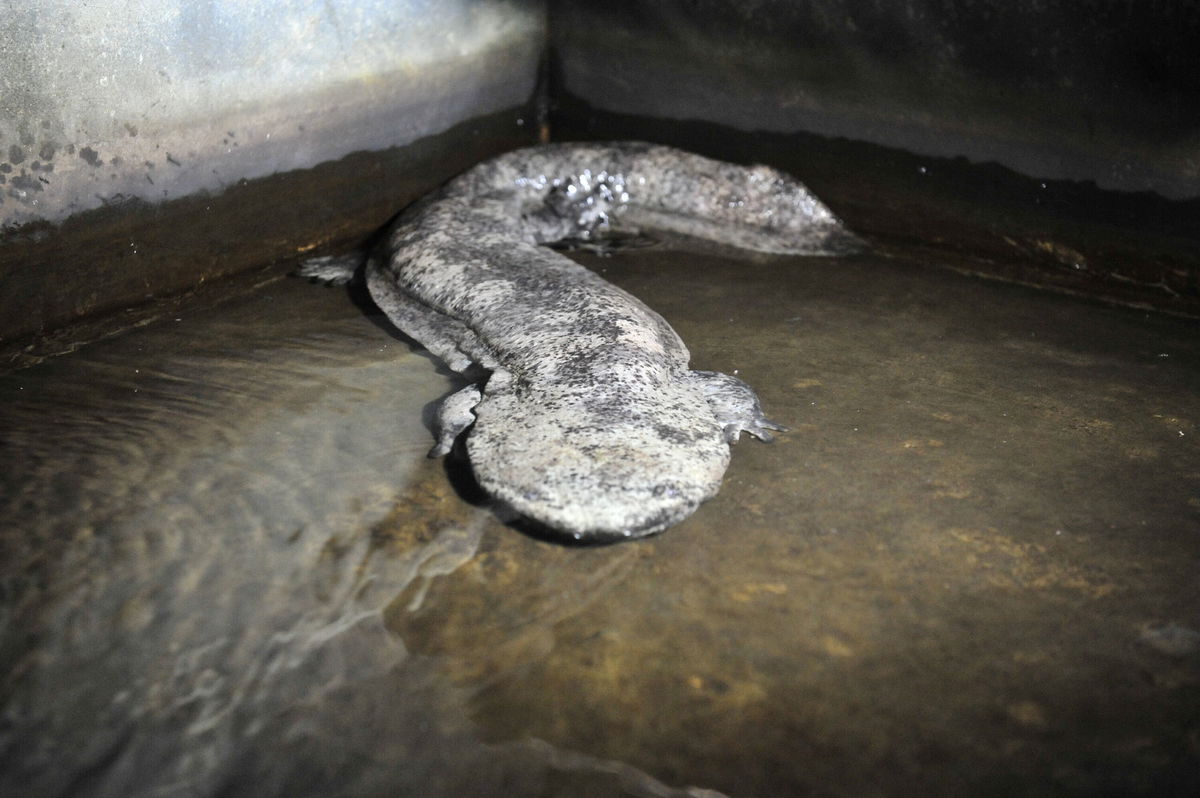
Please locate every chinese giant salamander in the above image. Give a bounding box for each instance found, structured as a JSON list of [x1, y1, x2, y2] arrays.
[[300, 141, 857, 541]]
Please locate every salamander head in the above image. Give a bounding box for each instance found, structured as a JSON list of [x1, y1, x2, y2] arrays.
[[466, 394, 731, 542]]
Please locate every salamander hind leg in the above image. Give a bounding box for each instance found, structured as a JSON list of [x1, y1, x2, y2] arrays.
[[295, 252, 365, 285], [689, 370, 787, 443]]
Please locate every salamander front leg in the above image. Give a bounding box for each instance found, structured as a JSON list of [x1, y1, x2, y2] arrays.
[[429, 384, 483, 458], [690, 370, 788, 443]]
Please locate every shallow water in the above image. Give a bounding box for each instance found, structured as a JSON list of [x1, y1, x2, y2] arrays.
[[1, 242, 1198, 797]]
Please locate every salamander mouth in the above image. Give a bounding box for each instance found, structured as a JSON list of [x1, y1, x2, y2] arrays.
[[487, 473, 709, 544], [492, 496, 697, 546]]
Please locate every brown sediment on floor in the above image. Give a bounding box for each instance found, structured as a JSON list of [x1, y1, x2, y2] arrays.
[[1, 240, 1196, 797]]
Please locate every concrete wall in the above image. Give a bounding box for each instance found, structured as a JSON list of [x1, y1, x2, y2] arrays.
[[551, 0, 1200, 199], [548, 0, 1200, 315], [3, 0, 1199, 343], [1, 0, 544, 226], [0, 0, 546, 342]]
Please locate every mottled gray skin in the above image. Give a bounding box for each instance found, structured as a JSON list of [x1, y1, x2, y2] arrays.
[[302, 142, 856, 541]]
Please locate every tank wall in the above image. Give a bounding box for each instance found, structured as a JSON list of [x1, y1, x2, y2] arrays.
[[0, 0, 546, 342], [4, 1, 1200, 344], [550, 0, 1200, 199], [1, 0, 545, 226], [548, 0, 1200, 316]]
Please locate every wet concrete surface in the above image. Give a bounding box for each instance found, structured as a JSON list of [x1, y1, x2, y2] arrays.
[[1, 240, 1198, 797]]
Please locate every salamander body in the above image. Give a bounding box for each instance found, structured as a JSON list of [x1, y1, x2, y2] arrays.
[[301, 142, 856, 541]]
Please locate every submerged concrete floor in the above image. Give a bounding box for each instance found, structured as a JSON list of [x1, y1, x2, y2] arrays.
[[1, 242, 1198, 797]]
